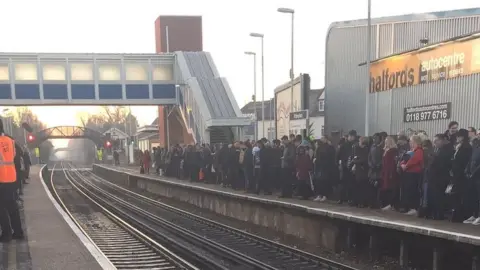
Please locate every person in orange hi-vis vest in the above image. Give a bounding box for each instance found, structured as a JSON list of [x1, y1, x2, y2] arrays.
[[0, 119, 24, 242]]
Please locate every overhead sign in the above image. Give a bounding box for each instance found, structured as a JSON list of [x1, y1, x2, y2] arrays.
[[403, 102, 451, 123], [369, 36, 480, 93], [289, 110, 308, 130]]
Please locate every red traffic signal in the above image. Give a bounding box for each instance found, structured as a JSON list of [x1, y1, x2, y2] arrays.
[[27, 134, 35, 142], [104, 140, 112, 148]]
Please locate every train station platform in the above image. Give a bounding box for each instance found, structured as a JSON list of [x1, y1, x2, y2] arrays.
[[94, 163, 480, 268], [0, 165, 109, 270]]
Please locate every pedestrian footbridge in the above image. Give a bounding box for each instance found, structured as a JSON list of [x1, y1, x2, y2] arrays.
[[27, 126, 106, 148], [0, 51, 250, 144]]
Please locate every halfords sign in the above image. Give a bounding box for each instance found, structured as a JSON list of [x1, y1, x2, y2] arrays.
[[369, 36, 480, 93]]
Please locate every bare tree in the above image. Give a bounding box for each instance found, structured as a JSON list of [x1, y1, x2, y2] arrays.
[[101, 106, 128, 124], [76, 106, 137, 134]]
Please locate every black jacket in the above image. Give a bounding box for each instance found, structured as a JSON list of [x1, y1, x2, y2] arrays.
[[444, 130, 457, 146], [227, 148, 240, 169], [338, 141, 355, 168], [468, 147, 480, 181], [281, 142, 295, 169], [315, 144, 336, 179], [428, 144, 453, 187], [13, 143, 25, 185], [271, 147, 283, 168], [451, 142, 472, 185]]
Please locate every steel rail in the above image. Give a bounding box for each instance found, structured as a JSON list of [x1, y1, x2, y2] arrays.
[[57, 162, 200, 270]]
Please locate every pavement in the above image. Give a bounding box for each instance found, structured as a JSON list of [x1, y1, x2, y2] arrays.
[[1, 166, 105, 270]]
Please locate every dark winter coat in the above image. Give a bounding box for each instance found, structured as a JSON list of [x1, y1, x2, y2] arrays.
[[380, 148, 399, 191]]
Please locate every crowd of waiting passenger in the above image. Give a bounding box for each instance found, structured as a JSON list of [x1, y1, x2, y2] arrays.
[[137, 121, 480, 225]]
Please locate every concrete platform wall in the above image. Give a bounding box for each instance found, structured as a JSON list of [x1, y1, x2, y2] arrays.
[[93, 165, 342, 251], [93, 165, 480, 269]]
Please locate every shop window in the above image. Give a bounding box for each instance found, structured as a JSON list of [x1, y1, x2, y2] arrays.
[[267, 127, 275, 141]]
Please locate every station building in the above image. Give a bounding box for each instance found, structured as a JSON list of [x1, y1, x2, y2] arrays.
[[324, 8, 480, 137]]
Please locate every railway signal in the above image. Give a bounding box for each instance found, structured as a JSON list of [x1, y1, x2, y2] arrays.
[[105, 140, 112, 148], [27, 134, 35, 143]]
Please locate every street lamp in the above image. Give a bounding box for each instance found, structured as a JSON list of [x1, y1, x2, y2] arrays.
[[249, 32, 265, 139], [244, 51, 258, 141], [365, 0, 372, 135], [277, 7, 295, 130]]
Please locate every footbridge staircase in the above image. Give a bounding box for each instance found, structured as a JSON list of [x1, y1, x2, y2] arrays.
[[173, 51, 250, 144]]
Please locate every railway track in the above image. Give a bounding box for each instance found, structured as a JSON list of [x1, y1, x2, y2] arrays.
[[66, 163, 358, 270], [50, 163, 199, 270]]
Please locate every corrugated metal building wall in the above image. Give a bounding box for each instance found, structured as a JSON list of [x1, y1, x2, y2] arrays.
[[325, 8, 480, 137]]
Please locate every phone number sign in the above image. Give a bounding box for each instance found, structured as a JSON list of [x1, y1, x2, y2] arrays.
[[403, 102, 451, 123]]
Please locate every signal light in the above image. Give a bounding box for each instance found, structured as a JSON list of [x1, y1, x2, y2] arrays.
[[27, 134, 35, 142], [105, 140, 112, 148]]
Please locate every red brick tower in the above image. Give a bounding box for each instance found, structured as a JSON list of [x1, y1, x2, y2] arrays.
[[155, 16, 203, 147]]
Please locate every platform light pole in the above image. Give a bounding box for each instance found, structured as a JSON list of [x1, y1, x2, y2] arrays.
[[365, 0, 372, 136], [277, 7, 295, 119], [249, 32, 265, 139], [244, 51, 258, 141], [165, 26, 170, 53]]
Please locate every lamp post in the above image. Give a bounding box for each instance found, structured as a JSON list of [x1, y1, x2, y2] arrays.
[[365, 0, 372, 136], [244, 51, 258, 141], [249, 32, 265, 139], [277, 7, 295, 122]]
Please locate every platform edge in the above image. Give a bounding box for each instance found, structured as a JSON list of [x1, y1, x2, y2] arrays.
[[95, 164, 480, 245], [38, 165, 115, 269]]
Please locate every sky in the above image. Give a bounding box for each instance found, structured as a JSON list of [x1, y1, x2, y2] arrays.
[[0, 0, 478, 129]]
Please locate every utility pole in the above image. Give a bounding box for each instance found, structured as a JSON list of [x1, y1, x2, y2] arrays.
[[364, 0, 372, 136]]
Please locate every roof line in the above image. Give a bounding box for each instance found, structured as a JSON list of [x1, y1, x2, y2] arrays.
[[358, 31, 480, 66], [330, 7, 480, 30], [0, 52, 176, 56], [273, 75, 304, 93]]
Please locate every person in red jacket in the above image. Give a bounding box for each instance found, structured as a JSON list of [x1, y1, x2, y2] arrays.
[[400, 135, 425, 215]]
